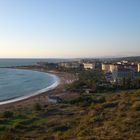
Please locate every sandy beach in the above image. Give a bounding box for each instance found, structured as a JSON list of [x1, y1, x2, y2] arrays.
[[0, 68, 76, 111]]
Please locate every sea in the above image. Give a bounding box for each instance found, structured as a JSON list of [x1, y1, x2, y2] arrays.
[[0, 59, 62, 105], [0, 58, 70, 67]]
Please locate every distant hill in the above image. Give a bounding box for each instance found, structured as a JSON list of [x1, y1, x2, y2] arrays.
[[100, 56, 140, 63], [122, 56, 140, 62]]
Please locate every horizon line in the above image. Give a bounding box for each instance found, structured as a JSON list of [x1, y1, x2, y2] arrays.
[[0, 55, 140, 59]]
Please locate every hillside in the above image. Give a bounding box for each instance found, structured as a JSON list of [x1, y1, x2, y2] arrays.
[[0, 89, 140, 140]]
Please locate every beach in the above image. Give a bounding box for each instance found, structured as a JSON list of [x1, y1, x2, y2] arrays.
[[0, 68, 76, 111]]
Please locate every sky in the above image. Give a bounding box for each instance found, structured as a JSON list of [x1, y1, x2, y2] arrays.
[[0, 0, 140, 58]]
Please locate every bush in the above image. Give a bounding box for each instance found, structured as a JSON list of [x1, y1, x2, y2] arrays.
[[102, 101, 118, 108], [33, 103, 42, 111], [132, 101, 140, 111], [69, 95, 93, 107], [2, 111, 13, 118], [0, 132, 18, 140]]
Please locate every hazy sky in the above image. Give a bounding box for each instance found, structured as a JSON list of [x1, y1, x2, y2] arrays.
[[0, 0, 140, 58]]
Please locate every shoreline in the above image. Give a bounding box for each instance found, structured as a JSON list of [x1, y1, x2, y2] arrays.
[[0, 68, 76, 110], [0, 73, 60, 105]]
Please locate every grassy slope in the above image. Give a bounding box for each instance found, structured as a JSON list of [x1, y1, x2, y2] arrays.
[[0, 90, 140, 140]]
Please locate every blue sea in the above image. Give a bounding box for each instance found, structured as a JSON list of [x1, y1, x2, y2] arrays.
[[0, 59, 61, 105], [0, 58, 70, 67]]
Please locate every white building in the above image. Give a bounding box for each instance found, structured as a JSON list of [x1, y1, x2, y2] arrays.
[[102, 64, 118, 73], [138, 63, 140, 72], [83, 63, 95, 70], [110, 64, 118, 73], [102, 64, 110, 72]]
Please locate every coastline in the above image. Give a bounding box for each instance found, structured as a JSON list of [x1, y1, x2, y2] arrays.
[[0, 68, 76, 110], [0, 73, 60, 105]]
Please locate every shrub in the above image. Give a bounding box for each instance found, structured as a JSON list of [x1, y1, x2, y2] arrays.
[[33, 103, 42, 111], [2, 111, 13, 118], [132, 101, 140, 111], [102, 101, 118, 108], [0, 132, 18, 140], [69, 95, 93, 107]]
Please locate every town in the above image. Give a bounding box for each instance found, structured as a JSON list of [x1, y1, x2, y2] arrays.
[[37, 58, 140, 91]]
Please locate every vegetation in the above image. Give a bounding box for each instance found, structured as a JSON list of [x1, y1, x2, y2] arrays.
[[0, 90, 140, 139], [33, 103, 42, 111], [69, 70, 115, 93], [2, 111, 13, 118], [69, 70, 140, 94]]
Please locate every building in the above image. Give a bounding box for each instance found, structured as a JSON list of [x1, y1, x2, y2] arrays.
[[112, 69, 134, 83], [83, 63, 95, 70], [109, 64, 118, 73], [124, 64, 137, 72], [101, 64, 110, 72], [102, 63, 118, 73], [135, 72, 140, 79], [59, 62, 80, 69], [138, 63, 140, 72]]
